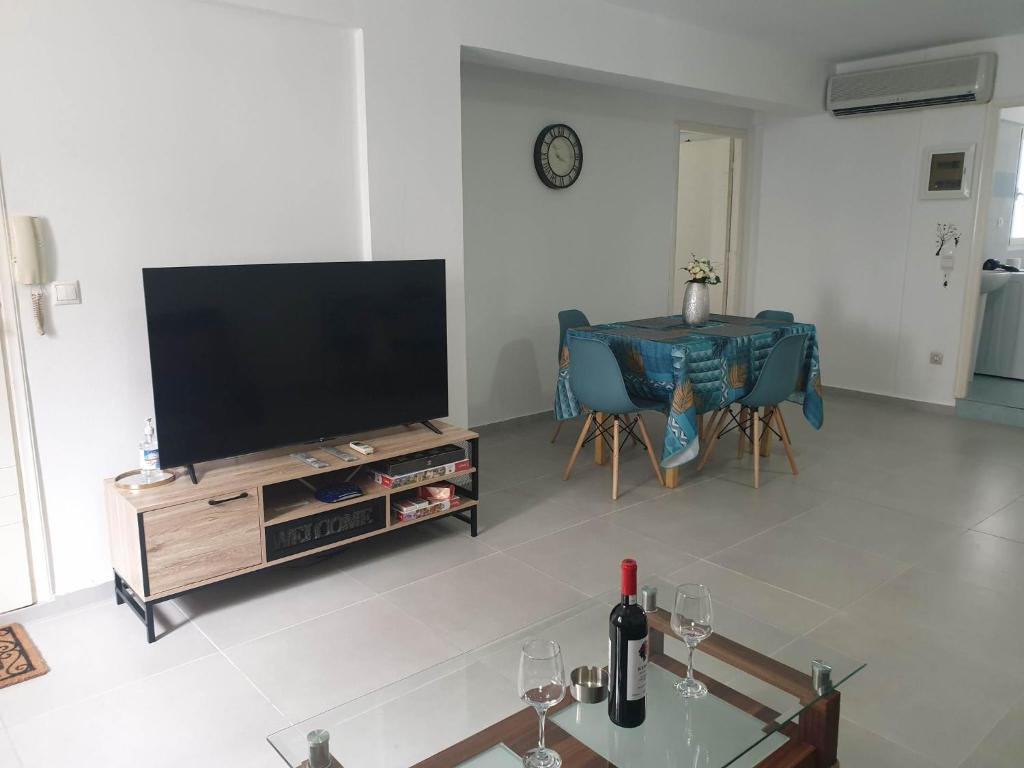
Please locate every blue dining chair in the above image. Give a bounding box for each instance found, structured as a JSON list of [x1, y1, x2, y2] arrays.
[[562, 336, 664, 499], [755, 309, 795, 323], [551, 309, 591, 444], [696, 334, 807, 488]]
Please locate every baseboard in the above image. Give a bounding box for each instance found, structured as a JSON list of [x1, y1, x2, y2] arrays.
[[1, 580, 112, 623], [471, 409, 575, 437], [822, 385, 955, 416], [474, 390, 956, 434]]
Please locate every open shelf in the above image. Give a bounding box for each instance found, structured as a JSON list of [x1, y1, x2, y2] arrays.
[[391, 497, 478, 530], [375, 467, 476, 495], [262, 467, 477, 527], [263, 475, 385, 526]]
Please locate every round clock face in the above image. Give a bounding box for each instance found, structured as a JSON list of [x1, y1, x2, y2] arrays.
[[534, 124, 582, 189]]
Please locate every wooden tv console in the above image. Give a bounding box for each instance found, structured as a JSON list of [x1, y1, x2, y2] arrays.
[[105, 422, 479, 643]]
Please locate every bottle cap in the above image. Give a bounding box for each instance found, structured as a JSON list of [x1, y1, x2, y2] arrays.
[[620, 558, 638, 597], [640, 585, 657, 613]]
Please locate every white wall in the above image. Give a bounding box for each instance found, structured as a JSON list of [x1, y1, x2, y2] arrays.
[[462, 65, 752, 426], [1, 0, 826, 595], [752, 33, 1024, 406], [0, 0, 365, 593]]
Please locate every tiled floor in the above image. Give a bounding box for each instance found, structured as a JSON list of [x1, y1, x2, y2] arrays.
[[3, 390, 1024, 767]]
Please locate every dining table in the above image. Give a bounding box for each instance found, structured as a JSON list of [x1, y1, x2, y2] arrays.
[[553, 313, 823, 487]]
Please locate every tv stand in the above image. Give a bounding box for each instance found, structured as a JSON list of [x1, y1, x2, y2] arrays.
[[185, 463, 198, 485], [420, 420, 443, 435], [105, 421, 479, 643]]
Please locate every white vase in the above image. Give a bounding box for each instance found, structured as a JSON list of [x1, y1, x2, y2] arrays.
[[682, 282, 710, 326]]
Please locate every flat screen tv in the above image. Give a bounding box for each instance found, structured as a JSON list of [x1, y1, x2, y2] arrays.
[[142, 260, 448, 469]]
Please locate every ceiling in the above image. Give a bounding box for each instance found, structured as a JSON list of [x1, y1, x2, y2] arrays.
[[602, 0, 1024, 62]]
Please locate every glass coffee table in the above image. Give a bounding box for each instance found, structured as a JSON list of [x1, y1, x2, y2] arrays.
[[268, 578, 863, 768]]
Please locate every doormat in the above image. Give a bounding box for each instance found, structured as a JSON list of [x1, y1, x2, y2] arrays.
[[0, 623, 49, 689]]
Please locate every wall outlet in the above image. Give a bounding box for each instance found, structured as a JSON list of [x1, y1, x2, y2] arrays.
[[929, 351, 944, 365]]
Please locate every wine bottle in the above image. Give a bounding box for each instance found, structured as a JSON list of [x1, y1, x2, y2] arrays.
[[608, 558, 648, 728]]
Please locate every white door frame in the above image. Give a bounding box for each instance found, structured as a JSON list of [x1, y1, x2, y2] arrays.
[[671, 121, 748, 316], [0, 156, 54, 605], [954, 96, 1024, 399]]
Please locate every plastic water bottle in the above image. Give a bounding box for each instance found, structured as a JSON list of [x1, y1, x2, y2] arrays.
[[140, 418, 160, 478]]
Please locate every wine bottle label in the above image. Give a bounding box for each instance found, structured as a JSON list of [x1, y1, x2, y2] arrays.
[[626, 635, 648, 701]]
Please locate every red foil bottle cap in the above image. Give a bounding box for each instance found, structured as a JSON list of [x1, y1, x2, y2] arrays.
[[620, 558, 638, 596]]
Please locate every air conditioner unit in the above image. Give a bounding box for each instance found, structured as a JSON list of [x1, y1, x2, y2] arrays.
[[827, 53, 996, 117]]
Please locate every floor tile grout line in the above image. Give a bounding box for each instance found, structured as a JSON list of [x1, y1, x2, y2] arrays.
[[342, 533, 502, 595], [825, 558, 920, 625], [836, 711, 950, 768], [373, 553, 592, 654], [185, 614, 293, 726], [273, 654, 483, 737], [952, 686, 1024, 768], [0, 649, 224, 731], [965, 527, 1024, 544], [9, 594, 113, 630], [705, 508, 918, 577], [221, 539, 505, 651], [199, 535, 588, 654], [209, 593, 380, 652], [686, 557, 841, 614]]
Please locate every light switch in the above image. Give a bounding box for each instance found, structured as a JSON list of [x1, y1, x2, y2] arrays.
[[53, 281, 81, 305]]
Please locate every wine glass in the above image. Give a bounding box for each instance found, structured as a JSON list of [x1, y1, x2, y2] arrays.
[[517, 639, 567, 768], [672, 584, 713, 698]]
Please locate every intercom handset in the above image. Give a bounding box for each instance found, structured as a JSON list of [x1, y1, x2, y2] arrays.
[[10, 215, 47, 335]]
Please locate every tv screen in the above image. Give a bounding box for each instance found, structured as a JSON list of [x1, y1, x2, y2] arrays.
[[142, 260, 448, 468]]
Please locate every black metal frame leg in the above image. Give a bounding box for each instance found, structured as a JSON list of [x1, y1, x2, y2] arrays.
[[452, 437, 480, 537], [113, 570, 157, 643]]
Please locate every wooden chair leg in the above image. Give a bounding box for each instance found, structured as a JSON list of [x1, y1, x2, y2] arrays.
[[611, 416, 621, 500], [736, 407, 748, 458], [696, 409, 728, 472], [775, 408, 799, 476], [550, 420, 563, 444], [664, 467, 679, 489], [563, 413, 594, 481], [759, 406, 773, 457], [752, 411, 761, 489], [776, 405, 794, 444], [594, 412, 608, 465], [635, 414, 664, 486]]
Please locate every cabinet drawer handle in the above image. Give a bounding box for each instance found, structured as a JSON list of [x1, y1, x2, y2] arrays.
[[208, 492, 249, 506]]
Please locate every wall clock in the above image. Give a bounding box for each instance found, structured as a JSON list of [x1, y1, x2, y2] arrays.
[[534, 123, 582, 189]]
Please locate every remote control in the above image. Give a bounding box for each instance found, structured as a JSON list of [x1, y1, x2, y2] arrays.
[[323, 446, 358, 462], [349, 441, 374, 456], [291, 452, 328, 469]]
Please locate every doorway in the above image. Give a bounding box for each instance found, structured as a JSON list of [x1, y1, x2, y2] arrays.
[[0, 161, 43, 613], [0, 359, 32, 612], [957, 102, 1024, 425], [672, 129, 742, 314]]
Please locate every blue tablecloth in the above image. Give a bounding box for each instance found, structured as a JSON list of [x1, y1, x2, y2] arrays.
[[554, 314, 824, 467]]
